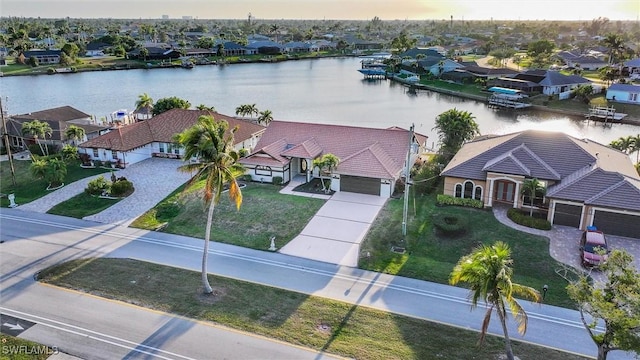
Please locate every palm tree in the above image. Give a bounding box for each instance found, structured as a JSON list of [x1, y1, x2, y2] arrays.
[[313, 153, 340, 193], [433, 108, 480, 161], [609, 136, 633, 154], [65, 125, 85, 146], [602, 33, 625, 65], [257, 110, 273, 126], [270, 24, 280, 43], [196, 104, 217, 112], [450, 242, 541, 360], [135, 93, 154, 112], [173, 115, 245, 294], [521, 178, 545, 217], [235, 104, 249, 117], [630, 134, 640, 164], [22, 120, 53, 156], [247, 104, 259, 119]]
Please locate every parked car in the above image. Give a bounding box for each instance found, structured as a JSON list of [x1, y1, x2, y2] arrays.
[[580, 229, 609, 267]]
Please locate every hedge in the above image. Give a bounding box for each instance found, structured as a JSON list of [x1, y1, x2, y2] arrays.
[[436, 194, 483, 209], [507, 208, 552, 230]]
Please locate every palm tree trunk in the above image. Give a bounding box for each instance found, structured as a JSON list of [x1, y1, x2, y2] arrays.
[[201, 200, 215, 294], [498, 307, 515, 360], [529, 197, 534, 217], [597, 345, 608, 360]]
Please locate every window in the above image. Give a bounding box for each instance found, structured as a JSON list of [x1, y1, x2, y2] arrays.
[[463, 181, 474, 198], [255, 165, 272, 176], [158, 143, 165, 153], [474, 186, 482, 201], [93, 148, 99, 158], [111, 151, 117, 160], [454, 184, 462, 198]]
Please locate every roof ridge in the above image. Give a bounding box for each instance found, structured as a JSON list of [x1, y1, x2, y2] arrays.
[[518, 143, 562, 179], [584, 179, 628, 204], [482, 145, 531, 175], [547, 165, 598, 196], [341, 142, 396, 178]]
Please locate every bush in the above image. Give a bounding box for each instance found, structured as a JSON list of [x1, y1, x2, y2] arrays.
[[436, 194, 483, 209], [155, 201, 181, 220], [110, 179, 134, 197], [507, 208, 552, 230], [86, 176, 109, 196], [93, 160, 103, 167], [61, 144, 79, 162], [273, 176, 283, 185], [431, 213, 469, 237], [238, 148, 249, 157]]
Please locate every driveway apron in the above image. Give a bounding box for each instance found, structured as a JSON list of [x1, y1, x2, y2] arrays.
[[279, 191, 386, 267]]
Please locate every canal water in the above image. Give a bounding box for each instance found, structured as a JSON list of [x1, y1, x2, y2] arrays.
[[1, 56, 637, 146]]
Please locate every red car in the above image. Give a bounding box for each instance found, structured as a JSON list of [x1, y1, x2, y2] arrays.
[[580, 230, 609, 267]]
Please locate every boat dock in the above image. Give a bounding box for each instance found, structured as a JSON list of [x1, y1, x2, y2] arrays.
[[585, 106, 627, 124], [487, 94, 532, 109]]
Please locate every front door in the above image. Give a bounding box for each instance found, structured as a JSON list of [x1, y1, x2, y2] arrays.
[[495, 180, 515, 203], [300, 159, 308, 174]]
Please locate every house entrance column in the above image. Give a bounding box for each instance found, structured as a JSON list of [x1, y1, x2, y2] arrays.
[[513, 181, 520, 208], [487, 178, 495, 207]]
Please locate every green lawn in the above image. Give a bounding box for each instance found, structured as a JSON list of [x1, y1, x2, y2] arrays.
[[130, 182, 325, 250], [47, 192, 121, 219], [359, 193, 576, 308], [418, 79, 488, 98], [0, 335, 53, 360], [38, 258, 588, 360], [0, 159, 111, 207]]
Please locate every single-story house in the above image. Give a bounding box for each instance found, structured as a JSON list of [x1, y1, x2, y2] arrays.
[[5, 106, 109, 150], [538, 71, 592, 95], [78, 109, 266, 168], [240, 121, 427, 198], [283, 41, 319, 53], [487, 70, 591, 96], [19, 50, 62, 65], [127, 47, 181, 60], [555, 51, 607, 70], [463, 65, 520, 80], [441, 130, 640, 238], [606, 83, 640, 104], [624, 58, 640, 75]]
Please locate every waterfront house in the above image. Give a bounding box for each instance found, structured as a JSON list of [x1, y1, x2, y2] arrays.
[[78, 109, 265, 168], [18, 50, 61, 65], [555, 51, 607, 70], [606, 83, 640, 104], [441, 130, 640, 238], [487, 70, 591, 96], [5, 106, 108, 150], [240, 121, 426, 198]]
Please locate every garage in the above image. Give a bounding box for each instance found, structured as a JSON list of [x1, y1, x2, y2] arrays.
[[593, 210, 640, 238], [553, 203, 582, 227], [340, 175, 380, 195]]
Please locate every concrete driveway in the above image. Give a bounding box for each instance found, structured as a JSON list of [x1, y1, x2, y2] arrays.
[[279, 191, 387, 267]]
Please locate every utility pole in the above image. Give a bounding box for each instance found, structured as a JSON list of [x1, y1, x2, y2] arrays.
[[401, 123, 414, 238], [1, 96, 17, 186]]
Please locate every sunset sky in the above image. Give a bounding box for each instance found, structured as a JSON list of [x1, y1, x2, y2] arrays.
[[2, 0, 638, 21]]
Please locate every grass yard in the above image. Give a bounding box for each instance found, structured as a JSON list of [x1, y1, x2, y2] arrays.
[[130, 182, 325, 250], [418, 79, 488, 98], [359, 193, 576, 308], [0, 159, 111, 207], [0, 335, 53, 360], [38, 258, 588, 360], [47, 192, 121, 218]]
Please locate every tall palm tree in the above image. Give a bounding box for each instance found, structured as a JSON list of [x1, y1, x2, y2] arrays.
[[173, 115, 245, 294], [247, 104, 259, 119], [270, 24, 280, 43], [65, 125, 85, 146], [235, 104, 249, 117], [135, 93, 154, 112], [196, 104, 217, 112], [521, 178, 545, 217], [257, 110, 273, 126], [22, 120, 53, 156], [450, 242, 541, 360], [602, 33, 625, 65]]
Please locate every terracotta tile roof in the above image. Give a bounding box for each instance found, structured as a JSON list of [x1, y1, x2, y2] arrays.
[[240, 121, 417, 179], [79, 109, 265, 151]]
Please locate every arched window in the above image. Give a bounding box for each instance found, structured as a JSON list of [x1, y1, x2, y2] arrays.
[[474, 186, 483, 201], [454, 183, 462, 198], [463, 181, 474, 198]]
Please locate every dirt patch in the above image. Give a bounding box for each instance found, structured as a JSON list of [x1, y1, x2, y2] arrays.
[[316, 323, 332, 333], [196, 286, 227, 304]]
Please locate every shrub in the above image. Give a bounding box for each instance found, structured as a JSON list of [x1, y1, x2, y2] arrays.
[[103, 160, 112, 168], [155, 201, 181, 220], [86, 175, 109, 196], [79, 153, 91, 165], [507, 208, 552, 230], [238, 148, 249, 157], [61, 144, 79, 162], [110, 179, 134, 197], [273, 176, 283, 185], [47, 67, 56, 74], [93, 160, 103, 167], [436, 194, 483, 209], [431, 213, 469, 237]]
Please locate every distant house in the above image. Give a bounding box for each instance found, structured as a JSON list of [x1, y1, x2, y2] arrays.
[[441, 130, 640, 238], [488, 70, 590, 95], [78, 109, 266, 168], [555, 51, 607, 70], [127, 47, 181, 60], [606, 83, 640, 104], [413, 58, 465, 77], [85, 42, 109, 57], [283, 41, 319, 53], [463, 65, 520, 80], [5, 106, 108, 150], [247, 40, 283, 55], [398, 47, 443, 59], [624, 58, 640, 76], [240, 121, 427, 198], [19, 50, 62, 65], [219, 41, 258, 56]]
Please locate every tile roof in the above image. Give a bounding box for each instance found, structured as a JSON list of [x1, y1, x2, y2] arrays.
[[12, 106, 91, 122], [538, 71, 591, 86], [241, 121, 416, 179], [79, 109, 265, 151], [608, 83, 640, 93]]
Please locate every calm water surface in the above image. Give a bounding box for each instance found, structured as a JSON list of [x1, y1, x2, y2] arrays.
[[1, 57, 637, 146]]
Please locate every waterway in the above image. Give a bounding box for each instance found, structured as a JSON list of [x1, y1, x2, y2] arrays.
[[1, 57, 637, 147]]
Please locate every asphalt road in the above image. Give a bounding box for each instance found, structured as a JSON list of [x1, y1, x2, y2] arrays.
[[0, 208, 635, 360]]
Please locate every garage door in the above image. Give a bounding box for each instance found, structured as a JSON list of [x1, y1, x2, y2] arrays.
[[593, 210, 640, 238], [340, 175, 380, 195], [553, 203, 582, 228]]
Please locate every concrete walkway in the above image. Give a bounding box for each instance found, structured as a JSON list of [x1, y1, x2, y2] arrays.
[[17, 158, 191, 226], [279, 191, 386, 267]]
